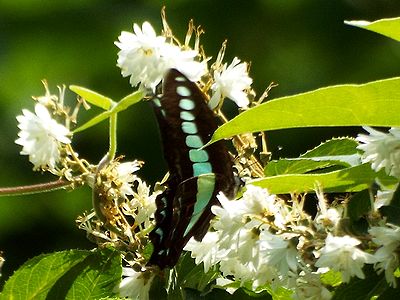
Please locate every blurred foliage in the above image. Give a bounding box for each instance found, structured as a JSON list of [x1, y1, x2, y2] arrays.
[[0, 0, 400, 286]]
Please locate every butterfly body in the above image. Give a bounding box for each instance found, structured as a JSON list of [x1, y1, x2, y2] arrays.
[[148, 69, 237, 269]]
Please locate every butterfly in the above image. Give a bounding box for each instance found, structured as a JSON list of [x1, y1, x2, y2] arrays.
[[148, 69, 238, 269]]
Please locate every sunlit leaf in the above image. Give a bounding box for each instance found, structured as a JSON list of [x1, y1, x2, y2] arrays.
[[0, 250, 90, 299], [265, 138, 361, 176], [265, 159, 351, 176], [248, 164, 396, 194], [320, 270, 342, 287], [345, 17, 400, 42], [111, 91, 144, 113], [301, 138, 359, 158], [211, 77, 400, 142], [73, 110, 112, 133], [72, 91, 144, 133], [0, 249, 121, 300], [70, 85, 114, 110], [50, 248, 121, 300]]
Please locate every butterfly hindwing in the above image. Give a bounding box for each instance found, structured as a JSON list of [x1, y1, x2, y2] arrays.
[[148, 69, 237, 269]]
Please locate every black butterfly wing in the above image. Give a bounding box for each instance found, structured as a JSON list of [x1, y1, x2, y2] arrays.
[[148, 69, 237, 269]]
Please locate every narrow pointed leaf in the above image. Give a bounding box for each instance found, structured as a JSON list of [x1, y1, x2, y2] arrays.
[[73, 110, 112, 133], [70, 85, 114, 110], [211, 77, 400, 142], [111, 91, 144, 113], [345, 17, 400, 42], [72, 91, 143, 133], [248, 164, 397, 194]]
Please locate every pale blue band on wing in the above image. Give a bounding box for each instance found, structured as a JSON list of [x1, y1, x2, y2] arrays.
[[184, 174, 216, 236]]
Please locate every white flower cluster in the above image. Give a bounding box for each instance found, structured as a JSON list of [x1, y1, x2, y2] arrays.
[[115, 22, 206, 92], [15, 83, 157, 276], [369, 225, 400, 287], [15, 83, 71, 173], [185, 185, 299, 287], [357, 126, 400, 178], [184, 185, 400, 298], [115, 21, 253, 108]]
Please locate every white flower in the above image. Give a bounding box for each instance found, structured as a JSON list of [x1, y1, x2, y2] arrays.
[[259, 230, 299, 275], [315, 188, 342, 228], [374, 246, 399, 287], [15, 103, 71, 170], [316, 207, 342, 229], [211, 193, 249, 236], [115, 161, 141, 196], [293, 273, 332, 300], [241, 184, 276, 215], [187, 186, 297, 289], [370, 224, 400, 247], [116, 22, 167, 91], [160, 43, 207, 82], [210, 57, 252, 108], [315, 234, 376, 282], [369, 225, 400, 287], [118, 268, 154, 300], [218, 257, 256, 284], [115, 21, 207, 92], [374, 188, 395, 210], [120, 176, 157, 228], [356, 126, 400, 178], [184, 231, 220, 272]]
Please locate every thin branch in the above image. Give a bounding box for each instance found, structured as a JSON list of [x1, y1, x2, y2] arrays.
[[0, 179, 72, 197]]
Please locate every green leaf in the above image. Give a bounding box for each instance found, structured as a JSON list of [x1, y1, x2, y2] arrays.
[[182, 265, 219, 292], [320, 270, 342, 287], [72, 91, 144, 133], [0, 250, 91, 300], [265, 138, 361, 176], [111, 91, 144, 114], [73, 110, 112, 133], [248, 164, 397, 194], [49, 248, 121, 300], [0, 249, 121, 300], [211, 77, 400, 142], [70, 85, 114, 110], [301, 138, 359, 158], [345, 17, 400, 42], [265, 159, 350, 176], [347, 190, 371, 221], [332, 266, 388, 300]]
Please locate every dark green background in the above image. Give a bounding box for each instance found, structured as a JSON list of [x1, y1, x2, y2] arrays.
[[0, 0, 399, 286]]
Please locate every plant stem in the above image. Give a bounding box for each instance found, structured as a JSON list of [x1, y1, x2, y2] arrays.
[[0, 179, 71, 197], [108, 113, 117, 161]]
